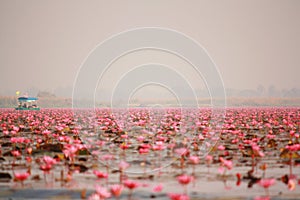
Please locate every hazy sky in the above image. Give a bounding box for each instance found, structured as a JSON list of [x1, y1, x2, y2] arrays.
[[0, 0, 299, 97]]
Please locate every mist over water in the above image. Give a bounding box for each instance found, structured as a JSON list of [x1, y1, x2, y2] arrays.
[[0, 1, 299, 101]]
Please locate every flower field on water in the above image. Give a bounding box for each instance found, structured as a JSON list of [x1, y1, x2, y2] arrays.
[[0, 107, 299, 200]]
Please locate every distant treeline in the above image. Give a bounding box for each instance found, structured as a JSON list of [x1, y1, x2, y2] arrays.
[[0, 96, 72, 108], [0, 96, 299, 108], [226, 97, 300, 107]]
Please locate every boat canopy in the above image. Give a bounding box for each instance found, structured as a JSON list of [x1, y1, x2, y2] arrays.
[[18, 97, 38, 102]]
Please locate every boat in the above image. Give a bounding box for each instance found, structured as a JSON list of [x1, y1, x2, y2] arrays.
[[15, 97, 40, 110]]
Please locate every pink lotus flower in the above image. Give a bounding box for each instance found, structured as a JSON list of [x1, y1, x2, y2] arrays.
[[153, 183, 163, 192], [11, 150, 21, 157], [198, 135, 205, 140], [123, 179, 139, 190], [139, 148, 149, 154], [12, 126, 20, 132], [110, 184, 123, 197], [219, 157, 233, 170], [101, 154, 114, 161], [175, 148, 189, 157], [121, 134, 128, 139], [258, 178, 276, 189], [63, 145, 78, 157], [26, 147, 32, 154], [288, 179, 296, 191], [167, 143, 176, 149], [43, 156, 57, 165], [168, 193, 190, 200], [205, 155, 213, 164], [26, 156, 32, 163], [93, 170, 108, 179], [14, 172, 30, 182], [286, 144, 300, 151], [10, 130, 17, 135], [189, 156, 199, 164], [11, 137, 25, 143], [42, 129, 51, 135], [40, 164, 52, 172], [88, 193, 100, 200], [137, 136, 144, 142], [218, 167, 225, 174], [120, 143, 129, 150], [218, 145, 225, 151], [152, 141, 165, 151], [252, 143, 265, 157], [236, 173, 242, 186], [95, 185, 111, 199], [177, 174, 193, 185]]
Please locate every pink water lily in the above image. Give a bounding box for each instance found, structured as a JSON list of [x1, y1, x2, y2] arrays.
[[168, 193, 190, 200], [0, 107, 299, 198], [124, 179, 140, 198], [258, 178, 276, 196], [93, 170, 108, 179], [123, 179, 140, 190], [177, 174, 193, 194], [177, 174, 193, 185], [95, 185, 111, 199], [14, 172, 30, 181], [110, 184, 123, 197], [11, 150, 21, 157], [14, 172, 30, 186], [258, 178, 275, 189], [221, 158, 233, 170], [153, 183, 163, 192]]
